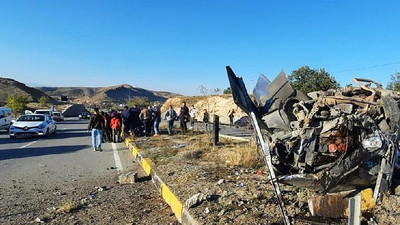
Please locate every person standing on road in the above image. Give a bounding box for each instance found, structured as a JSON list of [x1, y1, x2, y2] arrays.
[[228, 109, 235, 126], [203, 109, 210, 132], [121, 106, 131, 138], [88, 107, 105, 151], [139, 106, 153, 137], [189, 105, 197, 129], [165, 105, 177, 135], [179, 101, 189, 134], [130, 105, 141, 136], [153, 106, 161, 136], [110, 111, 122, 143]]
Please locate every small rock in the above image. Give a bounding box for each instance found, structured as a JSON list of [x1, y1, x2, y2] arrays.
[[217, 209, 226, 216], [81, 198, 87, 205], [216, 179, 224, 185], [168, 172, 175, 176], [98, 186, 106, 192], [34, 217, 44, 223], [185, 193, 208, 208], [204, 207, 210, 214], [143, 208, 152, 213], [89, 194, 95, 199], [119, 172, 137, 184]]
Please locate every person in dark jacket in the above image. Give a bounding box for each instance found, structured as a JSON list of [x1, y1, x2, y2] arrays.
[[153, 106, 161, 136], [164, 105, 177, 135], [130, 105, 141, 136], [88, 107, 105, 151], [101, 111, 112, 143], [203, 109, 210, 132], [121, 106, 131, 138], [179, 101, 189, 134]]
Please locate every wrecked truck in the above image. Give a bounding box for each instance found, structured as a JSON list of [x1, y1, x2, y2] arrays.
[[226, 66, 399, 204]]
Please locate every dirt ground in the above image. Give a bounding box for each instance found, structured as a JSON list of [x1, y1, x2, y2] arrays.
[[134, 130, 400, 225], [0, 165, 178, 225]]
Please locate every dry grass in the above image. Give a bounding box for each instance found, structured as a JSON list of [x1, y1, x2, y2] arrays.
[[138, 131, 262, 168], [182, 133, 262, 168], [296, 188, 315, 205]]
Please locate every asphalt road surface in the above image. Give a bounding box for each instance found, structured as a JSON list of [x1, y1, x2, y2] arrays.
[[0, 117, 177, 224]]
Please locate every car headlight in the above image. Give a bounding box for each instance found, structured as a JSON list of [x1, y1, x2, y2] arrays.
[[38, 123, 46, 129], [9, 125, 14, 130]]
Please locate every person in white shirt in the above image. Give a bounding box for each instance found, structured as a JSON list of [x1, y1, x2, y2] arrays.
[[189, 105, 197, 129]]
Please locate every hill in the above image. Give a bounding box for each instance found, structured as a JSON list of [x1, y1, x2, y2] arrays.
[[0, 77, 57, 105], [38, 84, 181, 104]]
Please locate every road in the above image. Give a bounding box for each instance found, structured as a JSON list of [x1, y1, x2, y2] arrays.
[[0, 118, 177, 224]]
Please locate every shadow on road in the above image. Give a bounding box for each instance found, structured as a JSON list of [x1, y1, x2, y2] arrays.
[[55, 130, 91, 139], [0, 145, 88, 161]]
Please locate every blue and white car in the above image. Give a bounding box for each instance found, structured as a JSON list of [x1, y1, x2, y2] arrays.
[[9, 114, 57, 139]]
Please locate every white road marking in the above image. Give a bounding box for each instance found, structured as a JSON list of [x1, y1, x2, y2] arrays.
[[20, 140, 38, 149], [111, 143, 123, 173]]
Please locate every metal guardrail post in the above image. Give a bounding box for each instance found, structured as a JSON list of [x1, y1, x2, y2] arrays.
[[348, 194, 361, 225], [212, 115, 219, 146]]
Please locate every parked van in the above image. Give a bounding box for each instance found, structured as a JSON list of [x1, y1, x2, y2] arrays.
[[34, 108, 54, 116], [0, 107, 13, 131]]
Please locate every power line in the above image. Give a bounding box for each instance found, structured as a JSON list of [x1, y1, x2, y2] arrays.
[[335, 61, 400, 73]]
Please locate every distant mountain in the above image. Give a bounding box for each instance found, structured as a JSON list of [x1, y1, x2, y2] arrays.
[[0, 77, 57, 105], [37, 84, 181, 104]]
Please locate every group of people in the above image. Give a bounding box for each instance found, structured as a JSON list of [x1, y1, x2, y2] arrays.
[[87, 107, 123, 151], [164, 101, 211, 134], [88, 102, 230, 151], [120, 105, 162, 137]]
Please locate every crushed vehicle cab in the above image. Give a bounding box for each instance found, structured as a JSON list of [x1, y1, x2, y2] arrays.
[[227, 66, 399, 201]]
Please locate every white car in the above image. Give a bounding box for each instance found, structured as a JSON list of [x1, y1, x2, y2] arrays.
[[0, 107, 12, 131], [9, 114, 57, 139]]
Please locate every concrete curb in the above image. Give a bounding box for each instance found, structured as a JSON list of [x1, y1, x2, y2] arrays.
[[124, 137, 199, 225], [219, 134, 250, 142]]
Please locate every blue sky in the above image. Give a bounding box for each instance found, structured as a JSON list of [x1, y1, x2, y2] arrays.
[[0, 1, 399, 95]]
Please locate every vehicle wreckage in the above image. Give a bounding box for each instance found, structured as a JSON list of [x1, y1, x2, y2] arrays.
[[226, 66, 400, 223]]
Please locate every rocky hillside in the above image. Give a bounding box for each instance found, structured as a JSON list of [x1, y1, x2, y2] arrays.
[[0, 77, 57, 105], [38, 84, 180, 104], [161, 95, 247, 124]]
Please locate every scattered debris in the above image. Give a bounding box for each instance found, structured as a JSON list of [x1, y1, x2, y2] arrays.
[[185, 193, 208, 208]]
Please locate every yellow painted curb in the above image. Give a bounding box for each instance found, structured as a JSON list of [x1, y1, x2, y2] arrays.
[[131, 146, 139, 158], [141, 158, 153, 175], [162, 183, 183, 222]]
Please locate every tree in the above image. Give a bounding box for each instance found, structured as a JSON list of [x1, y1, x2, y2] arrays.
[[387, 72, 400, 91], [212, 88, 221, 96], [6, 94, 28, 113], [223, 87, 232, 94], [126, 96, 149, 107], [38, 96, 49, 107], [288, 66, 340, 93], [198, 85, 208, 96]]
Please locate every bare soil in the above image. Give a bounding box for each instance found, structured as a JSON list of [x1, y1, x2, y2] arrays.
[[0, 164, 178, 225]]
